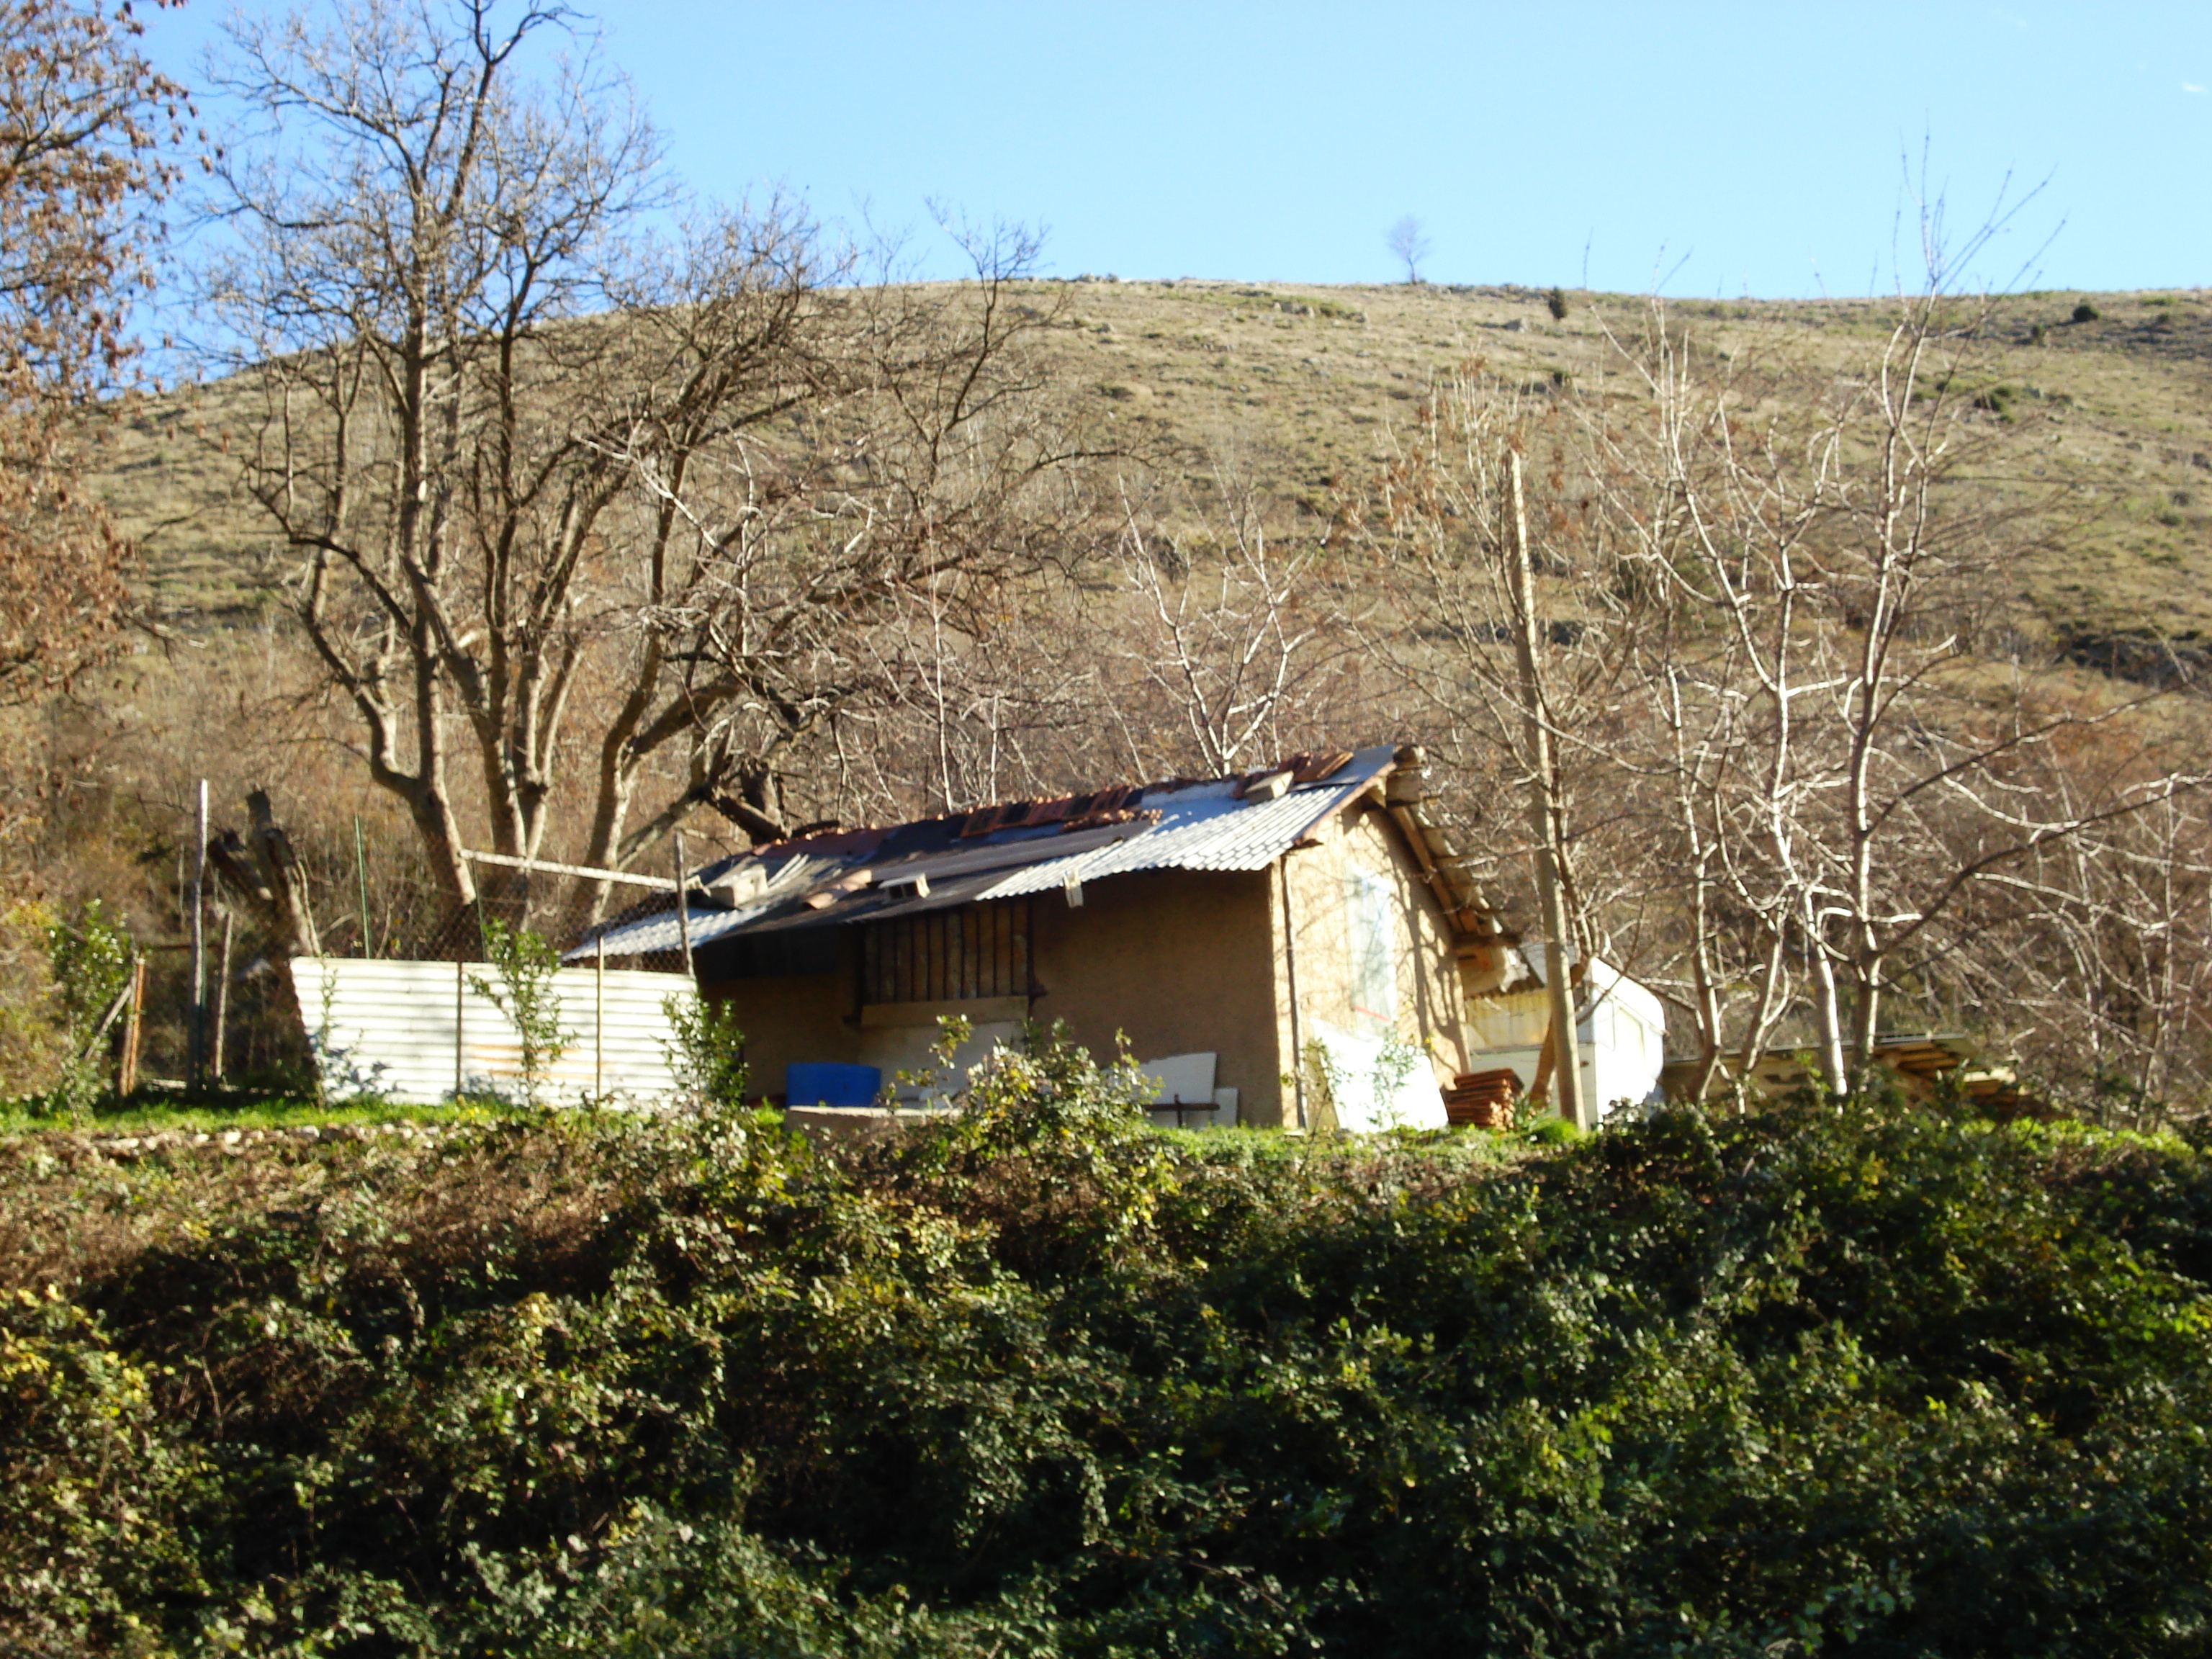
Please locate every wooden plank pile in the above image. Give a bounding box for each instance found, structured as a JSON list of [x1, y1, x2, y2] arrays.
[[1442, 1067, 1520, 1129]]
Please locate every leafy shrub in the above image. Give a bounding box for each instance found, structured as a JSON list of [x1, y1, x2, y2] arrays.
[[662, 992, 749, 1109], [468, 919, 574, 1107], [4, 1043, 2212, 1654], [0, 1289, 208, 1655], [2072, 300, 2101, 323], [1974, 382, 2019, 421], [40, 899, 131, 1120], [1546, 284, 1571, 320]]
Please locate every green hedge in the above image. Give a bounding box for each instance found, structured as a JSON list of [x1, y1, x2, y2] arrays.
[[2, 1038, 2209, 1655]]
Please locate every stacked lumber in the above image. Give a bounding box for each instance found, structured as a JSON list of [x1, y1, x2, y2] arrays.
[[1442, 1067, 1519, 1129]]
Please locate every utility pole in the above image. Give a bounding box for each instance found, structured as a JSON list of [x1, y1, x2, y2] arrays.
[[1503, 451, 1588, 1130]]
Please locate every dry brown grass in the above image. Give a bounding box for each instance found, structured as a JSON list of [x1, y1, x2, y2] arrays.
[[87, 282, 2212, 639]]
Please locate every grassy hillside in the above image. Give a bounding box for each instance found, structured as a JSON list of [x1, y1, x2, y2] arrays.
[[94, 281, 2212, 639]]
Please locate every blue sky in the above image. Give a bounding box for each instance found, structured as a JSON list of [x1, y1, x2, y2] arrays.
[[142, 1, 2208, 297]]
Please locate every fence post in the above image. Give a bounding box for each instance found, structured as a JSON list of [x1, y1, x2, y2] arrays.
[[118, 956, 145, 1097], [354, 815, 374, 958], [212, 912, 234, 1083], [454, 956, 465, 1102], [672, 832, 693, 979], [189, 779, 208, 1089], [595, 932, 606, 1101]]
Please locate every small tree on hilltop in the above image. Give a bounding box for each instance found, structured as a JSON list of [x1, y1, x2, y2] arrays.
[[1385, 215, 1431, 284]]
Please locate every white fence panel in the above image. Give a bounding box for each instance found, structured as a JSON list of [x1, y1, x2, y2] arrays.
[[292, 957, 699, 1107]]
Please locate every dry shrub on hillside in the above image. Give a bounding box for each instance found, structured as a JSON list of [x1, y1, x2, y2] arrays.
[[0, 0, 181, 719]]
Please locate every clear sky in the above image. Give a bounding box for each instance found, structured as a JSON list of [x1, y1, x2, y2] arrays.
[[140, 1, 2208, 298]]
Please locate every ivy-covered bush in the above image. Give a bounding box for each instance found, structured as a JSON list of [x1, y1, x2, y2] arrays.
[[39, 899, 132, 1120], [1, 1040, 2210, 1655]]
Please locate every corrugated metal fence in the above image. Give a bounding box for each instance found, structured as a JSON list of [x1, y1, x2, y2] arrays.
[[292, 957, 698, 1107]]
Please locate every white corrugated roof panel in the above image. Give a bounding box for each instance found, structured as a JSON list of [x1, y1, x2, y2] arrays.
[[570, 903, 770, 961], [979, 775, 1371, 896]]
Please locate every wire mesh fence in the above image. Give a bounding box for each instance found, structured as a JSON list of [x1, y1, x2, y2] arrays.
[[53, 790, 698, 1102]]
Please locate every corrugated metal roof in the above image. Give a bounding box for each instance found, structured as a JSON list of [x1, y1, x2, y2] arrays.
[[575, 902, 777, 961], [572, 745, 1403, 959], [294, 957, 698, 1107], [978, 781, 1367, 894]]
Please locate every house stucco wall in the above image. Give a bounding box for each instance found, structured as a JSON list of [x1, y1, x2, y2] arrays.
[[703, 968, 851, 1102], [1280, 800, 1470, 1127], [1028, 866, 1285, 1125]]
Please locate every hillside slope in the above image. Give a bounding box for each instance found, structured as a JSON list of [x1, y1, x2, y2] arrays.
[[94, 281, 2212, 639]]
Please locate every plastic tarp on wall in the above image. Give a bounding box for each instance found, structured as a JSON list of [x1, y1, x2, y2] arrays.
[[292, 957, 699, 1107], [1305, 1019, 1448, 1131]]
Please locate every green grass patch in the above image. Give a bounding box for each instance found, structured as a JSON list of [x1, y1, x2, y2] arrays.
[[0, 1093, 522, 1137]]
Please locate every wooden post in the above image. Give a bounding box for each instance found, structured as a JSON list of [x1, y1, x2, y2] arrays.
[[212, 913, 235, 1083], [454, 956, 465, 1101], [1279, 855, 1304, 1130], [354, 815, 374, 958], [1528, 1018, 1557, 1105], [1527, 960, 1587, 1110], [118, 956, 146, 1097], [189, 779, 208, 1089], [672, 832, 694, 979], [1503, 451, 1588, 1131]]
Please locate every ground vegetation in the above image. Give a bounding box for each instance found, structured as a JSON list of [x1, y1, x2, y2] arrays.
[[1, 1040, 2210, 1653]]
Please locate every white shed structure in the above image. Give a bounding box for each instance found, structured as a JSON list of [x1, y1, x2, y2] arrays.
[[1463, 950, 1667, 1120]]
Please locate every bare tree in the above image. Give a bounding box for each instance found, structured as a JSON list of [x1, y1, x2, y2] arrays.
[[1107, 452, 1370, 778], [1384, 215, 1431, 286], [199, 0, 667, 909], [1578, 255, 2203, 1087], [839, 566, 1109, 817], [1945, 706, 2212, 1120], [1349, 233, 2206, 1107], [1347, 367, 1676, 1118], [199, 0, 1089, 925], [580, 220, 1100, 881]]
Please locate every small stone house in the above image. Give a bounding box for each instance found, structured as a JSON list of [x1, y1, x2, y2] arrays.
[[583, 746, 1518, 1129]]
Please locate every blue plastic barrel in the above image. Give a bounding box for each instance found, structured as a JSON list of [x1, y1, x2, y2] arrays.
[[785, 1062, 883, 1107]]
